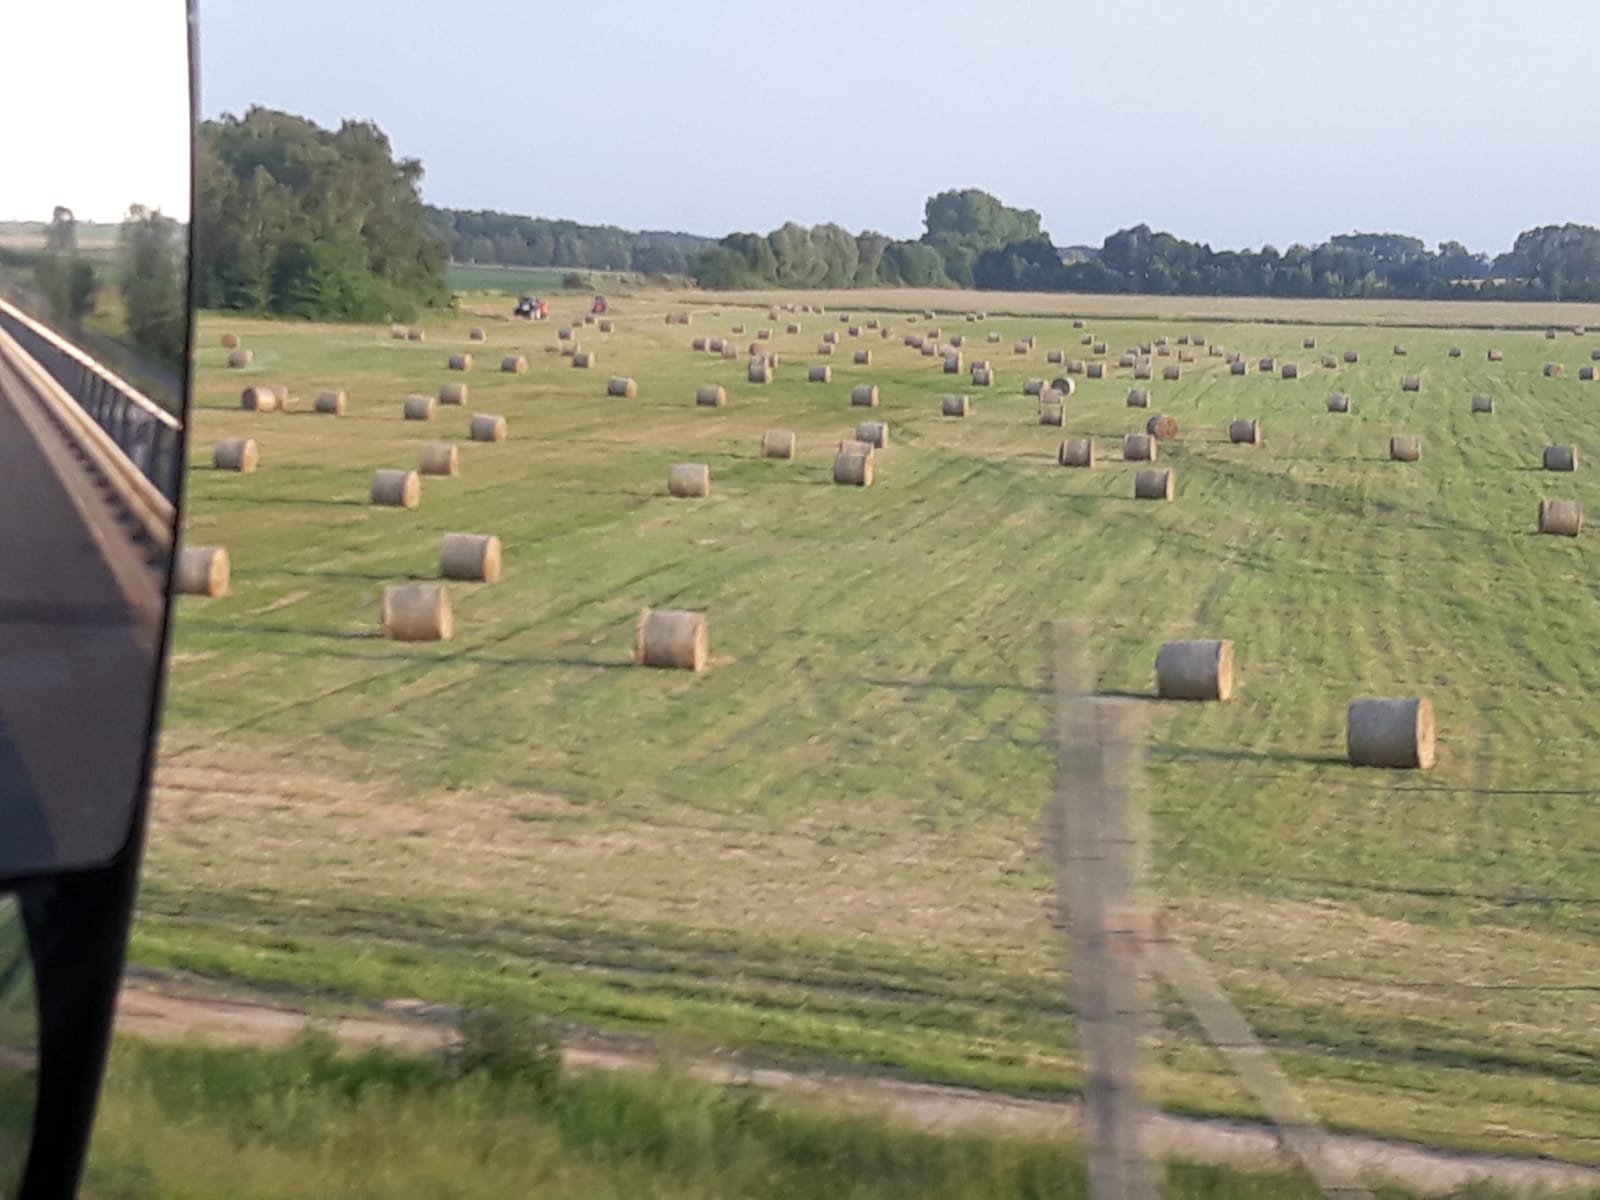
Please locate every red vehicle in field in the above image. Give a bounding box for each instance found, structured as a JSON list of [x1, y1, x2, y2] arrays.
[[514, 295, 549, 320]]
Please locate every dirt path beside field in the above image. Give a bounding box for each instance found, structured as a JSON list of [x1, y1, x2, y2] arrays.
[[114, 984, 1600, 1198]]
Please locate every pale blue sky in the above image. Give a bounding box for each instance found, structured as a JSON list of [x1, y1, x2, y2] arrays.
[[198, 0, 1598, 255]]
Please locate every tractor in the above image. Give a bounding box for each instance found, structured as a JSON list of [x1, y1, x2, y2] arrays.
[[514, 295, 549, 320]]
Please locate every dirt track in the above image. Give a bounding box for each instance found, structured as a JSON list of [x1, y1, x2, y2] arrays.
[[114, 984, 1600, 1198]]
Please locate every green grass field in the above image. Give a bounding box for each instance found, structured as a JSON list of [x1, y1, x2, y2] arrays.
[[90, 1032, 1460, 1199], [444, 263, 640, 294], [152, 294, 1600, 1164]]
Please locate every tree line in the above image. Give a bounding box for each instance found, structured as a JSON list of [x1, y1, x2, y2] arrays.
[[194, 107, 451, 321], [187, 109, 1600, 316], [684, 190, 1600, 302], [426, 209, 709, 278]]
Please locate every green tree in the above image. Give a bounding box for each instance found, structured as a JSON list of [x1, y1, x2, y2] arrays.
[[120, 205, 187, 369]]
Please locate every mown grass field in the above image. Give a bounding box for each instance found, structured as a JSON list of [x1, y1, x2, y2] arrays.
[[149, 292, 1600, 1165]]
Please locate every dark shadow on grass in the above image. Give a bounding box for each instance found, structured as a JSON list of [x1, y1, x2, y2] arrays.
[[219, 624, 385, 641], [1151, 743, 1348, 768], [252, 567, 430, 582], [857, 676, 1049, 698], [192, 635, 634, 670], [218, 495, 367, 507]]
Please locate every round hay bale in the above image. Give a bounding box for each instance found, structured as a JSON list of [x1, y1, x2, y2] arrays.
[[1544, 444, 1580, 472], [559, 327, 575, 340], [1210, 345, 1225, 357], [440, 533, 502, 582], [1393, 345, 1407, 356], [824, 331, 841, 345], [853, 349, 872, 365], [855, 421, 889, 449], [848, 325, 861, 337], [1093, 342, 1108, 355], [786, 323, 801, 335], [749, 360, 773, 384], [383, 583, 452, 642], [1155, 345, 1172, 358], [730, 323, 746, 334], [762, 430, 797, 459], [1146, 414, 1179, 440], [1327, 393, 1351, 413], [1134, 468, 1174, 501], [948, 335, 965, 348], [1471, 394, 1494, 414], [419, 442, 460, 477], [721, 344, 739, 360], [407, 328, 425, 342], [1281, 363, 1299, 380], [1163, 364, 1181, 381], [1389, 435, 1422, 462], [1058, 438, 1095, 467], [315, 388, 348, 415], [1013, 340, 1031, 356], [757, 329, 773, 341], [1580, 366, 1597, 381], [1067, 360, 1086, 375], [634, 608, 708, 671], [1038, 401, 1064, 427], [1258, 356, 1276, 373], [832, 447, 874, 486], [675, 311, 692, 325], [971, 366, 993, 387], [987, 331, 1002, 344], [1539, 498, 1584, 536], [448, 353, 473, 372], [928, 327, 943, 340], [1347, 697, 1435, 769], [1177, 335, 1190, 346], [583, 315, 595, 326], [271, 385, 290, 408], [1229, 418, 1261, 445], [226, 349, 254, 369], [219, 331, 240, 349], [943, 353, 963, 374], [1447, 346, 1462, 358], [1118, 353, 1138, 369], [500, 355, 528, 373], [1155, 639, 1234, 701], [809, 365, 833, 383], [470, 414, 508, 442], [1194, 335, 1207, 346], [390, 325, 408, 339], [1321, 355, 1338, 368], [866, 319, 880, 330], [1123, 433, 1157, 462], [1046, 348, 1064, 364], [942, 394, 970, 417], [1178, 351, 1195, 364], [403, 393, 435, 421], [821, 343, 838, 357], [600, 319, 616, 332], [469, 327, 486, 342], [1087, 362, 1109, 380], [371, 469, 422, 509], [696, 385, 727, 408], [1073, 319, 1086, 329], [1344, 350, 1360, 364], [572, 351, 596, 369], [1023, 377, 1046, 396], [1047, 377, 1075, 397], [851, 384, 880, 407], [1080, 334, 1094, 345], [691, 336, 709, 352], [1591, 349, 1600, 361], [1127, 387, 1151, 408], [607, 376, 638, 397], [1229, 360, 1247, 376], [1544, 363, 1566, 378], [175, 546, 230, 597], [668, 463, 711, 498], [213, 438, 259, 473], [904, 334, 923, 348], [1399, 374, 1421, 392], [438, 381, 468, 406], [1487, 349, 1504, 362], [1302, 337, 1317, 350], [1547, 328, 1559, 340], [240, 385, 277, 412]]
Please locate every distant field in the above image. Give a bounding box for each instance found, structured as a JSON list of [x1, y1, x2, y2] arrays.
[[155, 294, 1600, 1164], [445, 262, 640, 294]]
